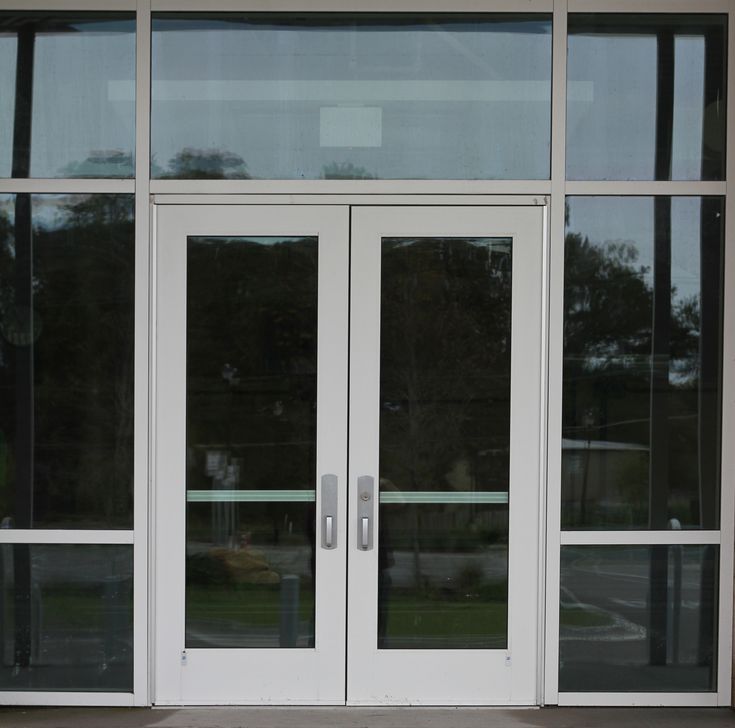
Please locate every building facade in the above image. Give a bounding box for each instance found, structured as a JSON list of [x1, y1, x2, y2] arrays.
[[0, 0, 733, 708]]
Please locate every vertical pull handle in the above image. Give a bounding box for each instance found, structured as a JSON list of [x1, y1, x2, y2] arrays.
[[360, 517, 370, 550], [321, 474, 338, 550], [357, 476, 374, 551]]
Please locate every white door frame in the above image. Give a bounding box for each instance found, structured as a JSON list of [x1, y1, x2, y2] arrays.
[[150, 195, 551, 706], [347, 205, 546, 705], [153, 204, 350, 705]]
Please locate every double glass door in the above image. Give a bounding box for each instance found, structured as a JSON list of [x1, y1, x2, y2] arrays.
[[154, 203, 544, 705]]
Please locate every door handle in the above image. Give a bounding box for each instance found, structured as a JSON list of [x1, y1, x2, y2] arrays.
[[321, 474, 338, 550], [357, 476, 374, 550], [360, 517, 370, 550]]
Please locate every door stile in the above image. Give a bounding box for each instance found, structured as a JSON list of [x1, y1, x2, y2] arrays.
[[346, 206, 545, 705], [153, 205, 349, 705]]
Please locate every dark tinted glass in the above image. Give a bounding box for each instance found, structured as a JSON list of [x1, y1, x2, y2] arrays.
[[378, 237, 511, 649], [559, 545, 718, 692], [562, 197, 724, 530], [0, 544, 133, 691], [567, 14, 727, 180], [186, 236, 318, 648], [0, 195, 135, 529], [0, 14, 135, 178], [152, 14, 551, 180]]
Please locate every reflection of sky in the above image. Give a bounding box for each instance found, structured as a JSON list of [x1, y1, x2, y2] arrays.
[[388, 237, 510, 249], [0, 17, 718, 182], [151, 18, 552, 180], [0, 194, 109, 232], [566, 196, 705, 302], [568, 33, 707, 180], [189, 236, 313, 247], [0, 19, 135, 178]]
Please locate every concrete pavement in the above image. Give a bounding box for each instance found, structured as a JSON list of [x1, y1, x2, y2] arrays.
[[0, 708, 733, 728]]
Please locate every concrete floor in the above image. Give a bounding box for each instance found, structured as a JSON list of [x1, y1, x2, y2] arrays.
[[0, 708, 733, 728]]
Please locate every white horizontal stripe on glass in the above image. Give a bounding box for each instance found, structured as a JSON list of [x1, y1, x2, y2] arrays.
[[560, 530, 721, 546], [379, 491, 508, 504], [187, 489, 315, 503], [116, 79, 567, 104], [0, 530, 134, 544]]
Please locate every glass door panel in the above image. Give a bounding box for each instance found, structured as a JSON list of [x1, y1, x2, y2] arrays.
[[347, 207, 544, 705], [185, 234, 318, 650], [378, 236, 512, 651], [155, 205, 348, 705]]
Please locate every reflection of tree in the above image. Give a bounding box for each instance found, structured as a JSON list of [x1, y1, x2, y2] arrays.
[[562, 228, 706, 527], [0, 194, 135, 527], [185, 237, 318, 539], [160, 148, 251, 179], [379, 239, 511, 595], [380, 238, 511, 496], [321, 162, 375, 180], [60, 151, 134, 179]]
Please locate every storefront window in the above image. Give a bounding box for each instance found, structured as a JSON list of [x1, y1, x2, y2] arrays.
[[562, 196, 724, 530], [567, 14, 727, 181], [0, 14, 135, 179], [152, 13, 552, 180], [559, 545, 718, 692], [0, 195, 135, 529], [0, 544, 133, 691]]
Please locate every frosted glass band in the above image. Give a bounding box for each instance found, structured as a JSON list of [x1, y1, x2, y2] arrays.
[[187, 489, 316, 503]]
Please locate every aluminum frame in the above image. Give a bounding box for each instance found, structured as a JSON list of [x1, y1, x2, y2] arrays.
[[0, 0, 729, 709]]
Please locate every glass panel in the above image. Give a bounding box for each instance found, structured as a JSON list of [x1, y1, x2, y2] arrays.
[[559, 545, 718, 692], [151, 14, 551, 181], [0, 544, 133, 692], [186, 236, 318, 649], [562, 197, 724, 530], [567, 14, 726, 181], [0, 195, 135, 529], [0, 14, 135, 179], [379, 237, 511, 649]]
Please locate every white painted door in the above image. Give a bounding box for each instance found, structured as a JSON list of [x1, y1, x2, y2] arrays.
[[347, 206, 544, 705], [154, 203, 544, 706], [154, 205, 349, 705]]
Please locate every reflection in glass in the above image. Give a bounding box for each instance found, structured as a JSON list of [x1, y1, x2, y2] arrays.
[[0, 195, 135, 529], [567, 14, 726, 181], [186, 236, 318, 649], [0, 544, 133, 691], [379, 237, 511, 649], [0, 14, 135, 178], [151, 14, 551, 180], [559, 545, 718, 692], [562, 197, 724, 530]]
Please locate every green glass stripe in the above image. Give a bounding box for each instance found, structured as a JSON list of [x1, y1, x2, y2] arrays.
[[379, 491, 508, 504], [187, 489, 316, 503]]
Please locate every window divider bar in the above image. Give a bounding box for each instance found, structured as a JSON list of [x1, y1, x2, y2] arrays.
[[543, 0, 568, 707], [151, 0, 553, 11], [0, 179, 135, 194], [0, 1, 135, 9], [564, 181, 727, 196], [153, 193, 548, 206], [150, 179, 554, 195], [568, 0, 730, 12], [715, 2, 735, 706], [558, 692, 720, 707], [0, 692, 135, 707], [0, 530, 135, 544], [560, 530, 721, 546], [134, 0, 153, 708]]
